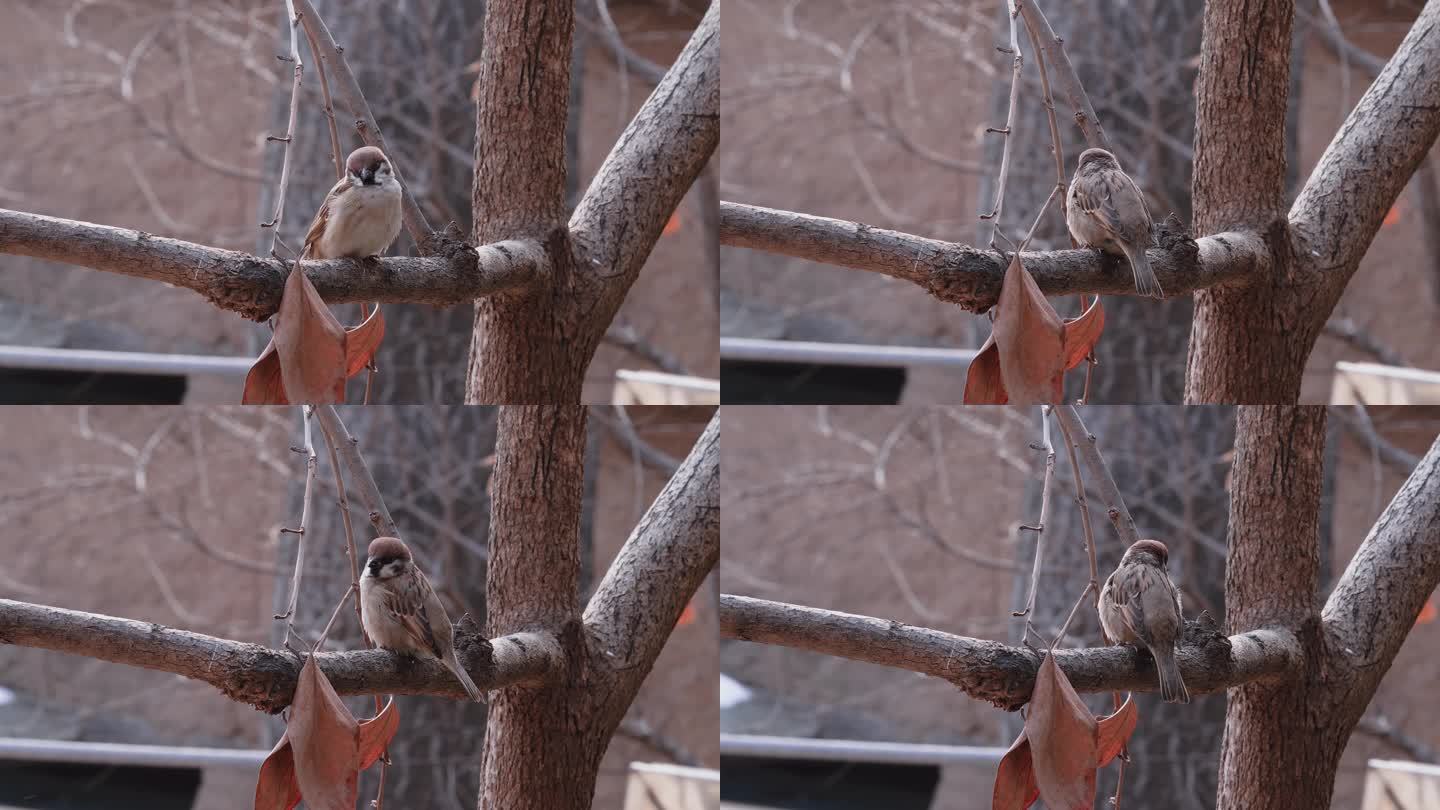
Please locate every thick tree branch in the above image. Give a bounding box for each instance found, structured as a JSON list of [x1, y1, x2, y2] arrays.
[[0, 599, 559, 714], [720, 594, 1299, 711], [584, 414, 719, 702], [571, 1, 719, 313], [720, 202, 1261, 310], [1322, 433, 1440, 698], [0, 208, 543, 321], [1290, 2, 1440, 286]]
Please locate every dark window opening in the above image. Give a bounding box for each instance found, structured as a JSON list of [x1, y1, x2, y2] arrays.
[[720, 755, 940, 810], [0, 369, 187, 404], [0, 760, 203, 810], [721, 361, 905, 404]]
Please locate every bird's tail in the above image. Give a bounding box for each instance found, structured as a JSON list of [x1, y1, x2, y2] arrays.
[[1155, 645, 1190, 704], [1126, 247, 1165, 299], [446, 653, 486, 703]]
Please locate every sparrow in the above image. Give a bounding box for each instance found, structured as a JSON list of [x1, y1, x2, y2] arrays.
[[1098, 538, 1190, 703], [360, 536, 484, 702], [301, 146, 403, 260], [1066, 147, 1164, 299]]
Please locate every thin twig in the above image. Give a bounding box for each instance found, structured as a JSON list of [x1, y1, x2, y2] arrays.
[[318, 419, 367, 640], [1021, 10, 1068, 219], [311, 583, 357, 653], [314, 406, 401, 539], [981, 0, 1024, 251], [1055, 398, 1127, 808], [1055, 406, 1138, 546], [1014, 0, 1110, 151], [292, 0, 432, 244], [262, 3, 304, 258], [299, 19, 344, 181], [275, 406, 319, 649], [1012, 406, 1055, 648]]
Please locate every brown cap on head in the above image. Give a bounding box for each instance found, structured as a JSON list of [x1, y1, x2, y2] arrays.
[[345, 146, 388, 175], [1124, 538, 1170, 566], [367, 536, 411, 561], [1076, 147, 1119, 168]]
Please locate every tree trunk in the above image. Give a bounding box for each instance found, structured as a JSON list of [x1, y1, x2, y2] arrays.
[[1216, 406, 1334, 808]]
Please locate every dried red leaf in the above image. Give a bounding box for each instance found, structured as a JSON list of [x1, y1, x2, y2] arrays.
[[965, 259, 1108, 404], [963, 335, 1007, 404], [991, 729, 1040, 810], [272, 265, 347, 404], [253, 733, 302, 810], [1097, 693, 1139, 766], [992, 255, 1065, 404], [1025, 654, 1099, 810], [288, 656, 360, 810], [242, 339, 288, 405], [1060, 295, 1105, 371], [358, 697, 400, 771], [344, 304, 385, 378]]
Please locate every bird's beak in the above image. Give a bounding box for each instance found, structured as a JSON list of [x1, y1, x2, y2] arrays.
[[361, 167, 377, 184]]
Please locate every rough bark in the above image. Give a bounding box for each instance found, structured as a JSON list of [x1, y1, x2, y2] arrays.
[[480, 406, 589, 807], [479, 409, 720, 810], [0, 208, 541, 322], [0, 598, 557, 713], [720, 202, 1257, 311], [719, 594, 1299, 712], [1216, 410, 1440, 809], [466, 1, 718, 404], [1186, 2, 1440, 401]]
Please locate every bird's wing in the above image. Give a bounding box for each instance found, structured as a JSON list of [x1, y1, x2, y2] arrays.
[[300, 177, 350, 258], [1072, 169, 1151, 245], [1107, 568, 1154, 647], [382, 581, 442, 659]]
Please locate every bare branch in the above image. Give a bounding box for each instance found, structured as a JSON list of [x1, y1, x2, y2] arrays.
[[313, 406, 400, 540], [585, 414, 719, 687], [571, 1, 719, 311], [1322, 434, 1440, 698], [1055, 405, 1138, 547], [1014, 0, 1110, 150], [719, 202, 1261, 310], [1291, 3, 1440, 287], [0, 598, 559, 714], [0, 208, 543, 321], [720, 594, 1299, 711]]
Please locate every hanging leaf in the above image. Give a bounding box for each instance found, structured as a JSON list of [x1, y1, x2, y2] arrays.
[[253, 733, 302, 810], [992, 685, 1138, 810], [287, 655, 361, 810], [242, 339, 289, 405], [344, 305, 386, 378], [963, 257, 1106, 404], [963, 335, 1007, 404], [992, 255, 1064, 404], [253, 682, 398, 810], [991, 729, 1039, 810], [1025, 654, 1099, 810], [1097, 693, 1139, 766], [1060, 295, 1105, 371], [358, 697, 400, 771], [272, 265, 348, 404]]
